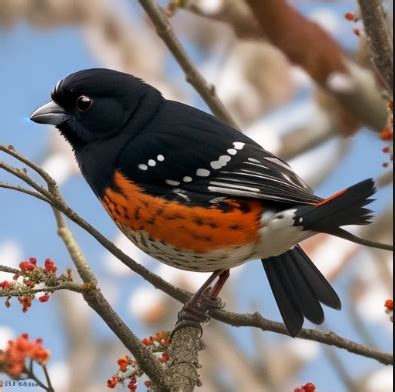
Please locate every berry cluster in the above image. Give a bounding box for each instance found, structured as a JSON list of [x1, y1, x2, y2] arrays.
[[385, 299, 393, 323], [294, 383, 317, 392], [381, 101, 394, 168], [0, 333, 50, 378], [107, 331, 171, 391], [0, 258, 72, 312], [344, 11, 362, 37]]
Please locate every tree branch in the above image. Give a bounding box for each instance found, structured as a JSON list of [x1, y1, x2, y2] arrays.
[[1, 145, 393, 369], [137, 0, 239, 129], [358, 0, 394, 96], [165, 327, 202, 392], [212, 310, 393, 366], [242, 0, 388, 133], [0, 282, 89, 298], [0, 148, 168, 390]]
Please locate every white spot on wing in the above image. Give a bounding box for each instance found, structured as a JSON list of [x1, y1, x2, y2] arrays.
[[227, 149, 237, 155], [148, 159, 156, 167], [166, 180, 180, 186], [196, 168, 210, 177], [138, 164, 148, 171], [183, 176, 193, 183], [233, 142, 245, 150], [210, 155, 232, 170], [157, 155, 165, 162]]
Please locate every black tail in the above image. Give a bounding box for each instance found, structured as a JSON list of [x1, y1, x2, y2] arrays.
[[262, 246, 341, 337], [294, 179, 393, 251], [294, 179, 375, 233]]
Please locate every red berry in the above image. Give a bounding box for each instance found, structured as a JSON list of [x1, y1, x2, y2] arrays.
[[353, 28, 361, 36], [39, 293, 50, 303], [44, 259, 57, 273], [345, 12, 355, 21], [385, 299, 394, 311]]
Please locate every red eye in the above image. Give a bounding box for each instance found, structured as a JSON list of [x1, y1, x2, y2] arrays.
[[76, 95, 93, 112]]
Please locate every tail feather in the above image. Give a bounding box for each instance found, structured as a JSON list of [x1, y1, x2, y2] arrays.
[[294, 178, 393, 251], [262, 245, 341, 337], [294, 179, 376, 233]]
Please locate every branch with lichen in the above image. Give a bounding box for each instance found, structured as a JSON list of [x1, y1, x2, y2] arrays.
[[357, 0, 394, 96]]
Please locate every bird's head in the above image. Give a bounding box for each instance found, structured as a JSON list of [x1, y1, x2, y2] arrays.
[[31, 68, 160, 149]]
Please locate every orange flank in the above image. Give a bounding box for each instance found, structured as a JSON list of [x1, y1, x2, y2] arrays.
[[315, 188, 348, 208], [102, 171, 263, 253]]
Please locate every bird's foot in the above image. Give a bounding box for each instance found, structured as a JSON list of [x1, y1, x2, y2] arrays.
[[172, 288, 225, 337]]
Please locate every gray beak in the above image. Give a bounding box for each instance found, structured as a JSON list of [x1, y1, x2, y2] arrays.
[[30, 100, 69, 125]]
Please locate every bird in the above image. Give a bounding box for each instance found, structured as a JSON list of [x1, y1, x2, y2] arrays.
[[30, 68, 392, 337]]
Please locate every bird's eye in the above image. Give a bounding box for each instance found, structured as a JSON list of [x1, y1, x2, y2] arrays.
[[75, 96, 93, 112]]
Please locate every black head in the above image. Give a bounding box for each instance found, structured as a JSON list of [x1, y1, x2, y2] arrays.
[[31, 68, 162, 149]]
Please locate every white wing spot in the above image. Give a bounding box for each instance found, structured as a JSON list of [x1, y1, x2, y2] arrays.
[[227, 149, 237, 156], [210, 155, 232, 170], [233, 142, 245, 150], [157, 155, 165, 162], [196, 169, 211, 177], [148, 159, 156, 167], [166, 180, 180, 186], [183, 176, 193, 183], [138, 164, 148, 171]]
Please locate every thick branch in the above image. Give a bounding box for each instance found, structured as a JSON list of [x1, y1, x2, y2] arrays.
[[165, 327, 202, 392], [138, 0, 238, 129], [242, 0, 388, 132], [358, 0, 394, 96]]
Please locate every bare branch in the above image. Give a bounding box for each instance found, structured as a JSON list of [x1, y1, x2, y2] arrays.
[[0, 182, 53, 205], [138, 0, 239, 129], [212, 310, 393, 366], [358, 0, 394, 96], [1, 146, 393, 369], [0, 265, 20, 275]]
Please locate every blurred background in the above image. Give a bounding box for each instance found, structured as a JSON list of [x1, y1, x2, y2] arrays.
[[0, 0, 393, 391]]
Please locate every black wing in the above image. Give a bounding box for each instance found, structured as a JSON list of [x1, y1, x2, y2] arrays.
[[117, 100, 322, 205]]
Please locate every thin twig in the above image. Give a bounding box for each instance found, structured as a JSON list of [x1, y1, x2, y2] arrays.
[[212, 310, 393, 366], [24, 360, 51, 391], [358, 0, 394, 96], [0, 265, 20, 275], [42, 365, 55, 392], [0, 182, 52, 204], [0, 282, 89, 298], [138, 0, 239, 129], [0, 151, 168, 390]]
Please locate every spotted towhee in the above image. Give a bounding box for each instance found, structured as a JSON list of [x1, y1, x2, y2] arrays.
[[31, 69, 390, 336]]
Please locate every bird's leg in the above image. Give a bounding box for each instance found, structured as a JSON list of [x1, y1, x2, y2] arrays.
[[174, 269, 230, 335], [209, 269, 230, 299]]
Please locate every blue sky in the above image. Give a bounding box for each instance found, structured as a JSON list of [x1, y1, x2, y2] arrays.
[[0, 2, 393, 391]]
